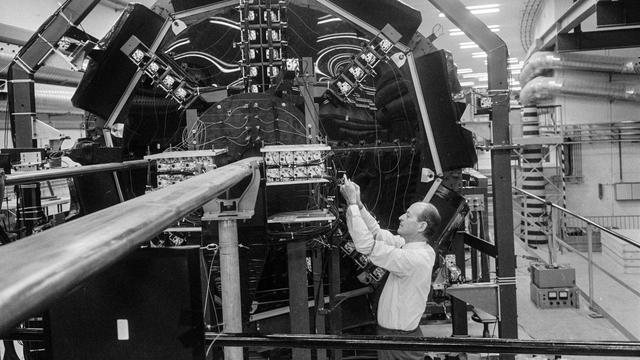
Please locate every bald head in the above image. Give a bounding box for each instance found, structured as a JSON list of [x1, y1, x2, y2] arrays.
[[414, 202, 441, 239], [397, 202, 441, 241]]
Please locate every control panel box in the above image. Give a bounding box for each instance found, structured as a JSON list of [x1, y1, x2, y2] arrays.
[[144, 149, 227, 189], [261, 144, 331, 185], [530, 282, 579, 309], [530, 263, 576, 288]]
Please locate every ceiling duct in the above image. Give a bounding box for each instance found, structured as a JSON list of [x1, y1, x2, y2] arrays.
[[0, 53, 83, 87], [520, 51, 640, 85], [520, 72, 640, 106]]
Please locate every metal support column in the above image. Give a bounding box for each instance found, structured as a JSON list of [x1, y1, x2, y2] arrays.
[[219, 220, 243, 360], [328, 235, 342, 360], [287, 241, 311, 360], [452, 232, 468, 336], [427, 0, 518, 351], [312, 248, 327, 360], [7, 67, 36, 147]]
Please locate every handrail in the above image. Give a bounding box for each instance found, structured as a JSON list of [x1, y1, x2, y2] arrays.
[[206, 333, 640, 357], [4, 160, 150, 186], [513, 187, 640, 249], [0, 157, 261, 335], [553, 236, 640, 299]]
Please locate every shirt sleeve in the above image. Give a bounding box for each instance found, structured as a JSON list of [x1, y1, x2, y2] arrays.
[[359, 207, 405, 248], [347, 206, 414, 276], [346, 205, 376, 255]]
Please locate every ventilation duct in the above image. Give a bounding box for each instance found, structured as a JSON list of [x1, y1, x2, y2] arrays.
[[520, 51, 640, 86], [520, 72, 640, 106], [0, 53, 83, 87]]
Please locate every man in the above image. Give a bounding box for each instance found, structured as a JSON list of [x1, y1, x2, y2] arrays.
[[340, 177, 441, 360]]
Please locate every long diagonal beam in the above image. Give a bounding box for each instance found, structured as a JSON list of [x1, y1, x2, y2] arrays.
[[0, 157, 261, 335], [427, 0, 516, 345]]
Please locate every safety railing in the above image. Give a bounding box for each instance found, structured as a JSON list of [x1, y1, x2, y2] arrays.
[[564, 214, 640, 230], [513, 187, 640, 340], [205, 333, 640, 357], [0, 157, 260, 335]]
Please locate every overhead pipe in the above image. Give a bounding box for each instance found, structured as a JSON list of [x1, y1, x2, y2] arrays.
[[520, 72, 640, 106], [0, 157, 261, 335], [520, 51, 640, 86], [0, 53, 83, 87]]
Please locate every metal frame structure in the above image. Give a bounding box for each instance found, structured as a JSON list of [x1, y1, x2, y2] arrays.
[[427, 0, 517, 347], [0, 157, 261, 335], [6, 0, 101, 148], [2, 0, 520, 355]]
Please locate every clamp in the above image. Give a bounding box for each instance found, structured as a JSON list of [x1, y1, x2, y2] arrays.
[[201, 161, 260, 221]]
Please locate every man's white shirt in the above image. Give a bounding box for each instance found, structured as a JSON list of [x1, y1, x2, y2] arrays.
[[346, 204, 435, 331]]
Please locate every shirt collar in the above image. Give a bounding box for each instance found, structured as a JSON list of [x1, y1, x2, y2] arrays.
[[402, 241, 428, 249]]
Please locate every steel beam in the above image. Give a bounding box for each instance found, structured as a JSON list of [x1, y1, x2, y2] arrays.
[[427, 0, 517, 348], [527, 0, 597, 56], [0, 157, 261, 335], [5, 160, 149, 186], [557, 28, 640, 52], [205, 333, 640, 357], [461, 231, 497, 258]]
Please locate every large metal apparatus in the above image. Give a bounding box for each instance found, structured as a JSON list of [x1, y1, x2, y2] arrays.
[[0, 0, 519, 359]]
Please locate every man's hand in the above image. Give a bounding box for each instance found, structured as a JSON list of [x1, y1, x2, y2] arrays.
[[340, 176, 365, 208], [352, 181, 364, 209], [340, 176, 359, 206]]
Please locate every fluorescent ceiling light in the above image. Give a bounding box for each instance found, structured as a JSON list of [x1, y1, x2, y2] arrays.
[[449, 25, 499, 35], [474, 84, 489, 89], [511, 86, 522, 91], [508, 57, 519, 64], [511, 69, 521, 75], [459, 41, 479, 49], [466, 4, 500, 10], [471, 8, 500, 15], [439, 4, 499, 17], [457, 68, 473, 74], [459, 81, 475, 87], [462, 72, 487, 79], [478, 77, 488, 82], [472, 52, 487, 58]]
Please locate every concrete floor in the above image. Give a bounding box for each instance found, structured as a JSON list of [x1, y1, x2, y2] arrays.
[[417, 238, 636, 360]]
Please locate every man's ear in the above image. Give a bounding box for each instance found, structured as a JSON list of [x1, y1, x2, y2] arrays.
[[417, 221, 428, 233]]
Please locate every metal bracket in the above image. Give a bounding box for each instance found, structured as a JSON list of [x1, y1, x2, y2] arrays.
[[446, 282, 500, 320], [202, 161, 260, 221]]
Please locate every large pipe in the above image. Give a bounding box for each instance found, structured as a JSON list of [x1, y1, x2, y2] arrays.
[[205, 333, 640, 357], [520, 51, 640, 86], [0, 53, 83, 87], [0, 157, 261, 335], [520, 72, 640, 106]]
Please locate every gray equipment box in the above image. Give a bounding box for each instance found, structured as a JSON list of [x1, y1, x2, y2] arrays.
[[530, 263, 575, 288], [530, 282, 579, 309]]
